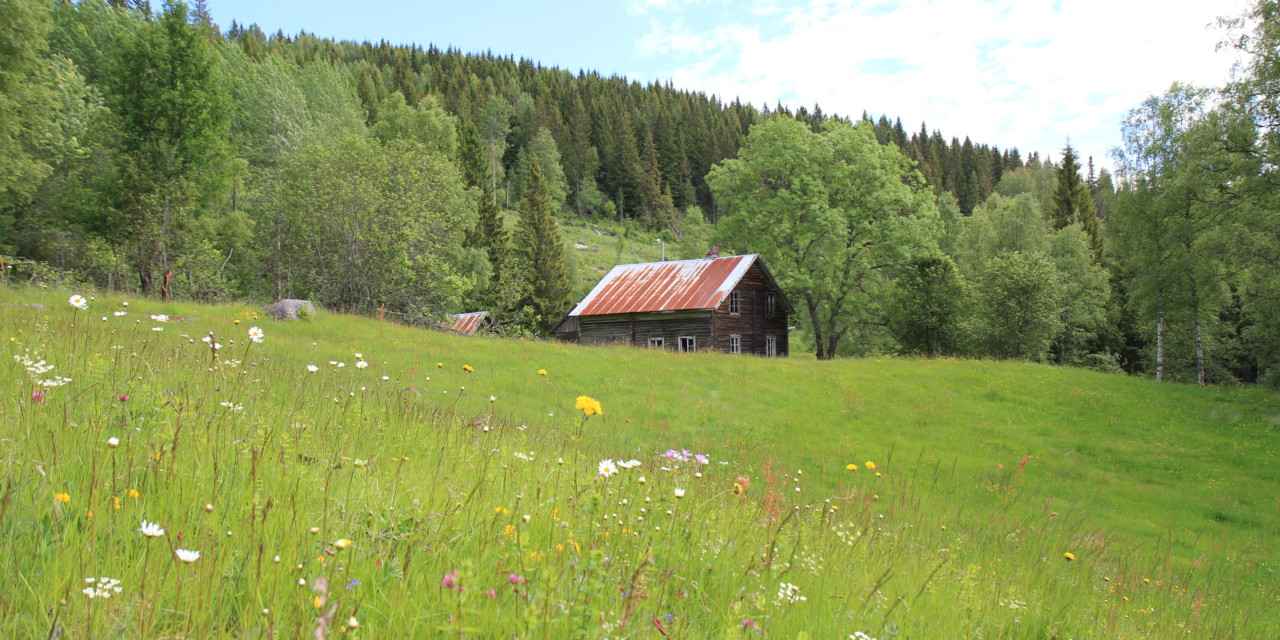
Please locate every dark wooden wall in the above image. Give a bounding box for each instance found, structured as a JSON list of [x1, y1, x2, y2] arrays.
[[711, 263, 789, 357], [578, 311, 714, 351]]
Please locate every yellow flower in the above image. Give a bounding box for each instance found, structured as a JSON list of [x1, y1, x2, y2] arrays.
[[845, 463, 858, 471], [436, 362, 443, 368], [865, 461, 877, 470], [54, 493, 70, 503], [503, 524, 516, 540], [462, 364, 474, 372], [1064, 552, 1077, 561], [494, 506, 509, 515], [733, 482, 745, 495], [874, 472, 882, 477], [127, 489, 140, 499], [112, 496, 121, 510], [234, 319, 241, 325], [537, 369, 547, 376], [332, 538, 352, 549], [575, 395, 603, 416]]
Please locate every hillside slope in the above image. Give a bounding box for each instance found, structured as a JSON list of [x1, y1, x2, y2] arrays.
[[2, 287, 1276, 637]]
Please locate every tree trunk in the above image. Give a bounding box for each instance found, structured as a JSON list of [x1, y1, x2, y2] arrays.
[[1194, 318, 1205, 386], [804, 293, 828, 360], [1155, 297, 1164, 381]]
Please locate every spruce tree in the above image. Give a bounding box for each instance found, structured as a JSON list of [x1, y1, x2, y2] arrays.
[[518, 156, 570, 330], [1052, 144, 1104, 258]]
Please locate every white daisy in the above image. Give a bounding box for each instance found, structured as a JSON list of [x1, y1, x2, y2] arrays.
[[150, 314, 168, 322], [307, 364, 319, 372], [139, 520, 166, 537], [355, 360, 368, 369], [248, 326, 265, 343], [674, 488, 686, 498], [598, 459, 619, 477], [174, 548, 200, 563], [107, 437, 120, 448], [68, 294, 88, 310]]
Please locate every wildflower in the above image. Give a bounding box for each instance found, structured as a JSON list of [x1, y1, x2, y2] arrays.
[[695, 454, 709, 464], [122, 301, 128, 307], [733, 482, 745, 495], [508, 573, 526, 585], [127, 489, 140, 498], [489, 395, 496, 402], [537, 369, 547, 376], [1063, 552, 1076, 561], [201, 335, 212, 343], [54, 492, 70, 503], [81, 576, 122, 599], [306, 364, 319, 372], [673, 488, 686, 499], [175, 549, 200, 563], [436, 362, 443, 368], [118, 394, 128, 402], [30, 390, 44, 403], [248, 326, 265, 343], [356, 360, 368, 369], [618, 459, 642, 469], [234, 319, 241, 325], [150, 314, 168, 322], [113, 311, 127, 317], [441, 570, 461, 591], [484, 589, 497, 599], [151, 327, 163, 332], [865, 461, 877, 470], [845, 463, 858, 471], [336, 361, 345, 367], [69, 294, 88, 310], [139, 520, 166, 537], [332, 538, 352, 549], [575, 395, 603, 416], [776, 582, 807, 604], [598, 459, 618, 477], [347, 616, 360, 629], [107, 437, 120, 448], [345, 579, 360, 590], [462, 364, 474, 372]]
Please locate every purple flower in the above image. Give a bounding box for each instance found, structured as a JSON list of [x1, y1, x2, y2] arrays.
[[508, 573, 526, 585], [484, 588, 497, 599], [695, 454, 709, 464], [30, 390, 45, 403], [344, 579, 360, 590], [442, 570, 461, 591]]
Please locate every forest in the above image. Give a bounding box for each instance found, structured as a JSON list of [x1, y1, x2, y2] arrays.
[[1, 0, 1278, 385]]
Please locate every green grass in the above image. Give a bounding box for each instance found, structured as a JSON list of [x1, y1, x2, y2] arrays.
[[1, 286, 1278, 638]]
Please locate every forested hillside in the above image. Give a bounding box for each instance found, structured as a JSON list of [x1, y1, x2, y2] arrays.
[[2, 0, 1278, 386]]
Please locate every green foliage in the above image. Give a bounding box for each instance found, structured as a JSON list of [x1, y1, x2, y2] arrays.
[[888, 253, 971, 356], [709, 117, 938, 359], [268, 136, 475, 317], [107, 0, 230, 294], [1051, 144, 1103, 257], [370, 93, 457, 157], [978, 251, 1063, 360], [516, 157, 570, 331]]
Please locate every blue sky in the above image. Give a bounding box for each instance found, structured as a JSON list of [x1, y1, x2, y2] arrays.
[[208, 0, 1250, 169]]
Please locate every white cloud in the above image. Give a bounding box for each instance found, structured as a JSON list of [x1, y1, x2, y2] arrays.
[[633, 0, 1249, 167]]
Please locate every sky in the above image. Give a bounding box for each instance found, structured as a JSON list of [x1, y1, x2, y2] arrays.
[[207, 0, 1252, 169]]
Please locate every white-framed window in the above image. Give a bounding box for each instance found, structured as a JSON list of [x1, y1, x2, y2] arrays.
[[729, 335, 741, 354], [765, 293, 776, 317], [679, 336, 697, 353], [765, 335, 777, 357], [728, 291, 740, 315], [647, 337, 665, 348]]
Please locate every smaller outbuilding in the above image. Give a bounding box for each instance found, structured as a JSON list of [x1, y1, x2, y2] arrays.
[[558, 254, 792, 356], [441, 311, 489, 336]]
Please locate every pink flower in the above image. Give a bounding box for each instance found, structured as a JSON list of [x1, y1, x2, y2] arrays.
[[441, 570, 461, 591], [742, 618, 756, 629], [30, 390, 45, 403], [484, 589, 497, 599], [508, 573, 526, 585], [118, 394, 129, 402]]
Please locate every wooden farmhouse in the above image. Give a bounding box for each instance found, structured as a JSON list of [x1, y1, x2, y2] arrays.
[[555, 254, 792, 356]]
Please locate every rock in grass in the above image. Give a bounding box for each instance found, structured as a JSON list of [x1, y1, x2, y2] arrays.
[[262, 299, 316, 321], [4, 303, 46, 310]]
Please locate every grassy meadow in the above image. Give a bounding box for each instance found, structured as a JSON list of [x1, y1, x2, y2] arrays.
[[1, 286, 1278, 638]]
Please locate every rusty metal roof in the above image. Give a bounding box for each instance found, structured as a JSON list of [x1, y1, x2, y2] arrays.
[[569, 255, 762, 316], [442, 311, 488, 336]]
